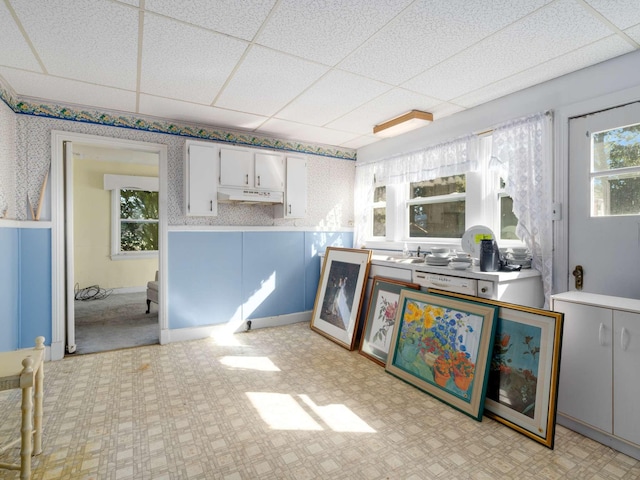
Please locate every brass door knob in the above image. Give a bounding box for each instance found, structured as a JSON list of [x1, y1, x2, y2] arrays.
[[572, 265, 584, 290]]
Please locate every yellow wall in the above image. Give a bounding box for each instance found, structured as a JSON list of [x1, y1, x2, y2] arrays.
[[74, 158, 158, 290]]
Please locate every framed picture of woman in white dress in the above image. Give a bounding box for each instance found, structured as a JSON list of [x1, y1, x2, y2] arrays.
[[310, 247, 372, 350]]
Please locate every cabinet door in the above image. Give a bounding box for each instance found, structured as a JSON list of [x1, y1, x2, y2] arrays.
[[220, 147, 252, 187], [285, 156, 307, 218], [255, 153, 284, 190], [613, 311, 640, 445], [555, 300, 612, 433], [186, 143, 217, 216]]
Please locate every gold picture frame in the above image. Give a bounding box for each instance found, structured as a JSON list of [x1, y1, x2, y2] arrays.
[[429, 289, 564, 448]]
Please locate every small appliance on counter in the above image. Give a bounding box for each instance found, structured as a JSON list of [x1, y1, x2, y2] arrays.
[[479, 238, 501, 272]]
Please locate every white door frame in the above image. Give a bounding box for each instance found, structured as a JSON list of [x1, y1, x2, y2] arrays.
[[50, 130, 169, 360], [553, 83, 640, 297]]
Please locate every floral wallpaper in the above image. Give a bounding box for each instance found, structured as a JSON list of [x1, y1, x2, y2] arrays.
[[13, 114, 355, 228], [0, 100, 16, 218]]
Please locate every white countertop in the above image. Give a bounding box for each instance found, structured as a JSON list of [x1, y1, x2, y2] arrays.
[[370, 255, 541, 283]]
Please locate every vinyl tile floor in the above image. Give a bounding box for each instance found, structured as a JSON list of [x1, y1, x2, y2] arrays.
[[1, 322, 639, 479]]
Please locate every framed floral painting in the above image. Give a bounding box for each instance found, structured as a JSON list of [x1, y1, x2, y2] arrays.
[[359, 277, 420, 366], [310, 247, 372, 350], [428, 289, 564, 448], [386, 290, 498, 421]]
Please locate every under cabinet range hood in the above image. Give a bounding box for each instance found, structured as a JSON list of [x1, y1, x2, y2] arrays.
[[217, 186, 284, 204]]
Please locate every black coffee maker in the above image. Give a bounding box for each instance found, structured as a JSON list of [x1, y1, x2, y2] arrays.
[[480, 238, 501, 272]]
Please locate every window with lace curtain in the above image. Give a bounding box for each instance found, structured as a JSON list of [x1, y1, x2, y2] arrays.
[[362, 136, 518, 244]]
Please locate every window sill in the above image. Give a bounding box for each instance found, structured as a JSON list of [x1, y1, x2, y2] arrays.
[[110, 251, 158, 261]]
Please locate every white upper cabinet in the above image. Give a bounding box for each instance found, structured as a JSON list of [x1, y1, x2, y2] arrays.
[[185, 141, 218, 216], [255, 153, 285, 190], [220, 147, 253, 188], [275, 156, 307, 219], [219, 147, 285, 191]]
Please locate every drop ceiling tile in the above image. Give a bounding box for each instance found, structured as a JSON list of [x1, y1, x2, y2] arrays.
[[0, 67, 136, 111], [256, 0, 413, 66], [0, 2, 41, 72], [257, 118, 359, 146], [404, 0, 616, 101], [341, 135, 379, 150], [140, 13, 248, 104], [339, 0, 553, 85], [428, 102, 467, 120], [138, 94, 267, 131], [216, 45, 328, 117], [454, 35, 634, 109], [625, 24, 640, 44], [326, 88, 440, 136], [584, 0, 640, 30], [276, 70, 391, 126], [145, 0, 276, 41], [11, 0, 138, 90]]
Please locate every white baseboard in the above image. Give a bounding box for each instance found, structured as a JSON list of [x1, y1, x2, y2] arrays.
[[50, 340, 65, 361], [163, 311, 312, 344], [111, 286, 146, 294]]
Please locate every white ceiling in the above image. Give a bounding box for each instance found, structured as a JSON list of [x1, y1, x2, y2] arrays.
[[1, 0, 639, 150]]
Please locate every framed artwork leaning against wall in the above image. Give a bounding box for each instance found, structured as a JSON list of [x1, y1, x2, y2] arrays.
[[359, 276, 420, 366], [428, 289, 564, 448], [310, 247, 371, 350]]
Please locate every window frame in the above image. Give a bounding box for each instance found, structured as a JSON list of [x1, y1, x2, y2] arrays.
[[362, 134, 525, 251], [105, 174, 159, 260]]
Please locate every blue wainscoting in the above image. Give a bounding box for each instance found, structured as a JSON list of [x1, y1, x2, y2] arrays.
[[19, 229, 52, 348], [168, 231, 243, 329], [0, 227, 51, 351], [0, 228, 20, 351], [243, 232, 306, 320], [168, 230, 353, 331]]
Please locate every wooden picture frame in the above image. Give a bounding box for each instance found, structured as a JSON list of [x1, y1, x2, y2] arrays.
[[386, 290, 498, 421], [310, 247, 372, 350], [359, 277, 420, 366], [429, 289, 564, 449]]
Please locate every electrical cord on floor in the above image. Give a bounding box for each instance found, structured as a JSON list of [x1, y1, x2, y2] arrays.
[[74, 283, 113, 301]]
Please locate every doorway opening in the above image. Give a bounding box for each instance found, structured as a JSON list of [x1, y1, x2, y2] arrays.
[[50, 131, 168, 360]]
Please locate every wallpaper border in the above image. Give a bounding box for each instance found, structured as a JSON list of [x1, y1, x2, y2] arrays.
[[0, 83, 356, 162]]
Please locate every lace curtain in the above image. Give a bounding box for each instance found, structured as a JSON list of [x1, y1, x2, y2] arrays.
[[354, 135, 477, 248], [491, 112, 554, 308]]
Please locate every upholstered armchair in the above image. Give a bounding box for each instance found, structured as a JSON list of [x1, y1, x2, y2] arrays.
[[146, 271, 158, 314]]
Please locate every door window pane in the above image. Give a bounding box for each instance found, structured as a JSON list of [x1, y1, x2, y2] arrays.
[[591, 123, 640, 216]]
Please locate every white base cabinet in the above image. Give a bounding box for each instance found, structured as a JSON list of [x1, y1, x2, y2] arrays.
[[551, 291, 640, 460]]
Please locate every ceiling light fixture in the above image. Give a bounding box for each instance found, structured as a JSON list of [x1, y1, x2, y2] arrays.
[[373, 110, 434, 138]]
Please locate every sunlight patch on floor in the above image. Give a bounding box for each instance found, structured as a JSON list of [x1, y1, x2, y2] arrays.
[[246, 392, 376, 433], [220, 356, 280, 371]]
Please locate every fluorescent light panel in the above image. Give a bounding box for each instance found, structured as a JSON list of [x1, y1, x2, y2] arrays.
[[373, 110, 433, 138]]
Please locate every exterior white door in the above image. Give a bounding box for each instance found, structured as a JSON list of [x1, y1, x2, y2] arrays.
[[568, 102, 640, 298]]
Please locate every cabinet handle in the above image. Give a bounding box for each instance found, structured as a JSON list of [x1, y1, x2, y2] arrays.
[[288, 204, 291, 214], [599, 323, 605, 346], [210, 200, 213, 211], [257, 175, 261, 186], [245, 174, 249, 185], [621, 327, 630, 351], [481, 287, 488, 293]]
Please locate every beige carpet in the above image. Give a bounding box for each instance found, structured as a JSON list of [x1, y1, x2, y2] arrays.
[[74, 291, 159, 354]]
